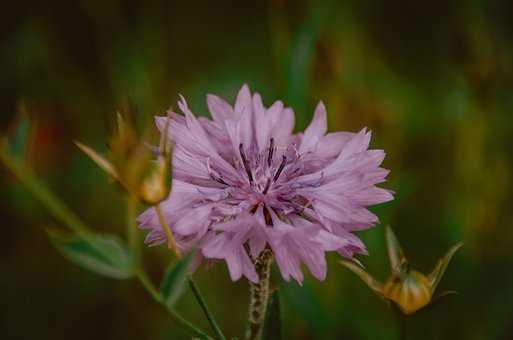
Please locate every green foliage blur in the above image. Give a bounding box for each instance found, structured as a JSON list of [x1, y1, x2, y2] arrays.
[[1, 0, 513, 339]]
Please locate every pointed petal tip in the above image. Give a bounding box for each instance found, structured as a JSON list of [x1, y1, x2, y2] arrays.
[[237, 84, 251, 97], [315, 100, 326, 111]]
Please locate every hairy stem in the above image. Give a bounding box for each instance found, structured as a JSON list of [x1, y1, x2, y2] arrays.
[[245, 249, 273, 340]]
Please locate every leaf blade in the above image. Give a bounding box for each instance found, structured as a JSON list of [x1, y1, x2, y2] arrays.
[[75, 141, 118, 180], [428, 242, 464, 292], [160, 252, 195, 307], [339, 260, 383, 296], [48, 231, 134, 279], [385, 226, 406, 275], [8, 112, 32, 161]]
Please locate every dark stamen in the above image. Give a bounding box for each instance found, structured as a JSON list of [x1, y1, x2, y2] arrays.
[[210, 174, 228, 185], [207, 157, 228, 185], [263, 206, 273, 225], [273, 155, 287, 182], [268, 138, 275, 167], [262, 178, 271, 194], [239, 143, 254, 184]]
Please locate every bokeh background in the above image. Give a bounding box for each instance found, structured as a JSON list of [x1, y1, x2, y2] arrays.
[[1, 0, 513, 339]]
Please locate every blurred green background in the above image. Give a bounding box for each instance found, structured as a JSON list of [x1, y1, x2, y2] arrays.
[[1, 0, 513, 339]]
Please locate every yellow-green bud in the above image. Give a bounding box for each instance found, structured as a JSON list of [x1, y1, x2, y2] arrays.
[[139, 156, 171, 205], [383, 270, 432, 315]]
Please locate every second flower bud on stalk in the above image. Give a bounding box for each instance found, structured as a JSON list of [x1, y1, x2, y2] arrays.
[[76, 110, 178, 255], [340, 226, 463, 315]]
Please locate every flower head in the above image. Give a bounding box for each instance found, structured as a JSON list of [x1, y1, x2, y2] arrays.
[[139, 84, 393, 283]]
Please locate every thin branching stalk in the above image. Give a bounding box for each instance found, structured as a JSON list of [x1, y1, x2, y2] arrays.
[[400, 316, 407, 340], [246, 249, 273, 340], [137, 271, 213, 340], [395, 309, 407, 340], [0, 151, 90, 235], [0, 149, 210, 339], [155, 204, 181, 257], [188, 278, 226, 340], [126, 195, 140, 265]]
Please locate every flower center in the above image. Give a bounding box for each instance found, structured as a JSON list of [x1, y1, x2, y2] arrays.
[[238, 138, 291, 196]]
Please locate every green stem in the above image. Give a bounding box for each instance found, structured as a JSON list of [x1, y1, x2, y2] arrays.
[[155, 203, 181, 257], [0, 150, 89, 234], [189, 278, 226, 340], [137, 270, 163, 303], [165, 305, 212, 340], [0, 149, 211, 339], [398, 312, 407, 340], [0, 150, 107, 257], [126, 195, 140, 265], [137, 271, 212, 340]]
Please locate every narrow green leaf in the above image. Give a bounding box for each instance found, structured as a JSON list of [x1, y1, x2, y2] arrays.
[[385, 226, 406, 275], [75, 141, 119, 180], [10, 116, 30, 158], [262, 290, 282, 340], [160, 252, 195, 307], [428, 242, 464, 292], [339, 260, 383, 296], [47, 231, 134, 279]]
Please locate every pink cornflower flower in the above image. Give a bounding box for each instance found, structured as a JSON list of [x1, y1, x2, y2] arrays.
[[138, 85, 393, 284]]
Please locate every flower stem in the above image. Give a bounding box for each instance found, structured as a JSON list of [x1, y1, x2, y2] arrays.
[[400, 318, 407, 340], [0, 149, 107, 256], [155, 203, 181, 257], [245, 249, 273, 340], [0, 149, 89, 235], [188, 278, 226, 340], [397, 311, 407, 340], [0, 149, 211, 339], [126, 195, 141, 267], [137, 271, 213, 340], [137, 270, 163, 302]]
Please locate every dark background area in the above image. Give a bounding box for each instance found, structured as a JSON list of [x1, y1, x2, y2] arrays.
[[1, 0, 513, 339]]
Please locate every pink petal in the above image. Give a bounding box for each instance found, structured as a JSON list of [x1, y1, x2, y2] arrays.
[[299, 101, 328, 153], [207, 94, 234, 122]]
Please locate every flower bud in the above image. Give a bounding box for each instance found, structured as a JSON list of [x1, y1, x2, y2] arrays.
[[340, 226, 462, 315], [76, 109, 174, 205], [139, 156, 171, 205], [383, 270, 432, 315]]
